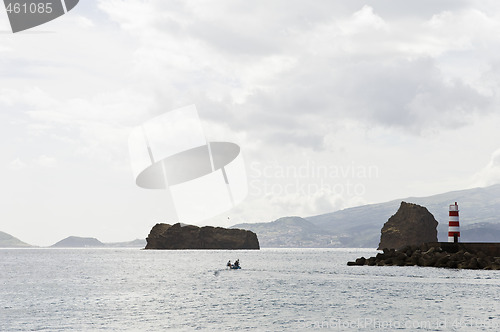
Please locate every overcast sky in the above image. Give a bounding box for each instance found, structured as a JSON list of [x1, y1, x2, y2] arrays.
[[2, 1, 500, 246]]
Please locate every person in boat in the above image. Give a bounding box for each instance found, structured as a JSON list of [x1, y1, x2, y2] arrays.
[[234, 259, 240, 268], [227, 260, 232, 268]]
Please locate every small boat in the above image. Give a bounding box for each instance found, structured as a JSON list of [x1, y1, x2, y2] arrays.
[[227, 259, 241, 270]]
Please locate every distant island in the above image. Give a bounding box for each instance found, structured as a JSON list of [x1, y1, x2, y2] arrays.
[[0, 231, 32, 248], [0, 231, 147, 248], [51, 236, 105, 248], [50, 237, 146, 248]]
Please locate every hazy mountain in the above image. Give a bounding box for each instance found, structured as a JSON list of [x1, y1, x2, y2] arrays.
[[0, 231, 32, 248], [50, 237, 147, 248], [51, 236, 106, 248], [307, 184, 500, 247], [233, 184, 500, 248], [460, 223, 500, 242], [233, 216, 341, 248]]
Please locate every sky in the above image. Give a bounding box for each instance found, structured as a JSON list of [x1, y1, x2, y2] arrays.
[[2, 1, 500, 246]]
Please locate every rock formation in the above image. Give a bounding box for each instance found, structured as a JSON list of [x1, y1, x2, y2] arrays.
[[348, 243, 500, 270], [378, 202, 438, 250], [145, 223, 260, 250]]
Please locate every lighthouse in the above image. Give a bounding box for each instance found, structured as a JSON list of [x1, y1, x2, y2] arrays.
[[448, 202, 460, 243]]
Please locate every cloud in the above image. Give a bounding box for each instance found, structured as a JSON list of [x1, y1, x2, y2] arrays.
[[35, 155, 57, 168], [75, 16, 95, 29], [0, 85, 157, 172], [340, 5, 390, 35], [92, 2, 498, 153], [472, 148, 500, 187], [3, 1, 499, 161], [9, 158, 27, 170], [8, 155, 57, 169], [236, 56, 490, 149]]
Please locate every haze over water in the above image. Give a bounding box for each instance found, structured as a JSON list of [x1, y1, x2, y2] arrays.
[[1, 248, 499, 331]]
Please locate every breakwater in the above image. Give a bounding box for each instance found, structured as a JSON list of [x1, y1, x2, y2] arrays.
[[348, 242, 500, 270]]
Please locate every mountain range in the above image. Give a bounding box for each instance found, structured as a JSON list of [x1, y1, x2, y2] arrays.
[[3, 184, 500, 249], [0, 233, 146, 248], [234, 184, 500, 248]]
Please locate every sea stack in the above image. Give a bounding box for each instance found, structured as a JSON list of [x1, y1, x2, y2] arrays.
[[378, 202, 438, 250], [145, 223, 260, 250]]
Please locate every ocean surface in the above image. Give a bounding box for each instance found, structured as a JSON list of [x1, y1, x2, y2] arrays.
[[1, 248, 499, 331]]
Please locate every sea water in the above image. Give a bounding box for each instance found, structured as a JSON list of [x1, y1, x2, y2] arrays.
[[0, 248, 499, 331]]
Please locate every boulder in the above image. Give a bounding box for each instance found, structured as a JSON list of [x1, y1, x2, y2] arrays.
[[145, 223, 260, 250], [355, 257, 366, 265], [349, 243, 500, 270], [378, 202, 438, 250]]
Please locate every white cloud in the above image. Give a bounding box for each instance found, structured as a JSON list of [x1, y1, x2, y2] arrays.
[[340, 5, 389, 35], [35, 155, 57, 168], [75, 16, 95, 29], [94, 1, 498, 147], [8, 158, 27, 170], [425, 9, 499, 52], [472, 148, 500, 187]]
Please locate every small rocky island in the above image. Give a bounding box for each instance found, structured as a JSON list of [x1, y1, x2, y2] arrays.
[[378, 201, 438, 249], [51, 236, 105, 248], [348, 201, 500, 270], [145, 223, 260, 250]]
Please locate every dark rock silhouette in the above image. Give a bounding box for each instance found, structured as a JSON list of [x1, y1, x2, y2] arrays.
[[348, 243, 500, 270], [378, 202, 438, 250], [145, 223, 260, 250]]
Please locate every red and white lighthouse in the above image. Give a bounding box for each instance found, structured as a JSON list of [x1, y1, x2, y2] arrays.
[[448, 202, 460, 243]]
